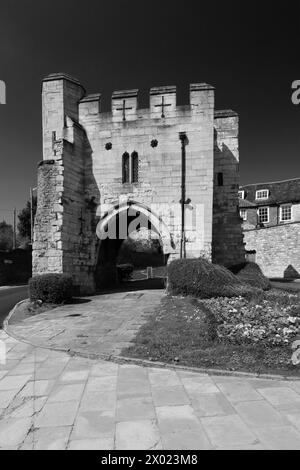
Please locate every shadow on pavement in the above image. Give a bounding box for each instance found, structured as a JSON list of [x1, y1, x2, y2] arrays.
[[96, 277, 166, 295]]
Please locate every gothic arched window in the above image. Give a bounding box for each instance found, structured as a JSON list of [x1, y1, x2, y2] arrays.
[[131, 151, 138, 183], [122, 152, 130, 183]]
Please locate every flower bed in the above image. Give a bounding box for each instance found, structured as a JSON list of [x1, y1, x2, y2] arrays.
[[200, 290, 300, 346], [122, 288, 300, 375]]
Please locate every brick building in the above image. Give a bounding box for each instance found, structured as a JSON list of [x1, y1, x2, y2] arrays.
[[33, 73, 245, 293], [239, 178, 300, 279]]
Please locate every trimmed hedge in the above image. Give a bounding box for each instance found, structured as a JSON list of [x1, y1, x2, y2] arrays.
[[167, 258, 256, 299], [236, 262, 271, 291], [29, 273, 73, 304]]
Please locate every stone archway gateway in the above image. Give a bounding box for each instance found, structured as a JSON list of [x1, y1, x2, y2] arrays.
[[32, 73, 245, 294], [94, 201, 175, 289]]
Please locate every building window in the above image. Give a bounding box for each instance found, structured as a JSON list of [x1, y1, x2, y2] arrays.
[[122, 152, 130, 183], [238, 190, 245, 199], [240, 209, 247, 221], [255, 189, 269, 200], [217, 172, 223, 186], [280, 204, 292, 222], [131, 151, 139, 183], [258, 207, 269, 224]]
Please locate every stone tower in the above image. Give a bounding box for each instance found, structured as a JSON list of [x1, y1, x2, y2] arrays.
[[33, 73, 244, 294]]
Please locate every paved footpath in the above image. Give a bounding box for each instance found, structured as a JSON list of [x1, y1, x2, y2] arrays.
[[7, 290, 163, 357], [1, 331, 300, 449]]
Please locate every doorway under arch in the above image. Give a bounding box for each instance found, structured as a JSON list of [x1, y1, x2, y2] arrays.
[[95, 201, 174, 290]]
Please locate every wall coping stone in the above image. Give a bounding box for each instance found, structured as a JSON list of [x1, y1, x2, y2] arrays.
[[42, 72, 86, 93]]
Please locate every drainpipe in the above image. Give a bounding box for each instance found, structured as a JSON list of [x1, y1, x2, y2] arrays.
[[179, 132, 188, 259]]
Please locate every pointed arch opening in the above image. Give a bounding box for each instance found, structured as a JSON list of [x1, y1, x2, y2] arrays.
[[95, 201, 175, 291]]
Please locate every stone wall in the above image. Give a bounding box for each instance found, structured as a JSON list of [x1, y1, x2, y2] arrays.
[[244, 222, 300, 278], [33, 160, 64, 275], [212, 112, 245, 267]]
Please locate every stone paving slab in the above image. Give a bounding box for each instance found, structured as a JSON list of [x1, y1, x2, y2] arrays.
[[6, 290, 163, 357], [1, 332, 300, 449]]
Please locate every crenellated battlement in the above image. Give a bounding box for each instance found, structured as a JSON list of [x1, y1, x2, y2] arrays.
[[42, 73, 218, 127], [78, 82, 215, 122], [111, 89, 139, 122]]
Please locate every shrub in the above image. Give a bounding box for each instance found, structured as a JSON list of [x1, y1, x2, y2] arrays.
[[117, 263, 134, 281], [167, 258, 256, 299], [236, 262, 271, 291], [29, 273, 73, 304]]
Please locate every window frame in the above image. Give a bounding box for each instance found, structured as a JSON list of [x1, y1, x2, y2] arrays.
[[122, 152, 130, 184], [255, 189, 269, 200], [239, 209, 247, 221], [257, 206, 269, 224], [238, 190, 245, 199], [131, 151, 139, 184], [280, 204, 292, 222]]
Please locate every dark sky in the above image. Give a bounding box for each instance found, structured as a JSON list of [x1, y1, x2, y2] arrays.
[[0, 0, 299, 224]]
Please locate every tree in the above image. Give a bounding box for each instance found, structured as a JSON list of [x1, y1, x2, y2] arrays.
[[0, 221, 13, 251], [17, 197, 37, 240]]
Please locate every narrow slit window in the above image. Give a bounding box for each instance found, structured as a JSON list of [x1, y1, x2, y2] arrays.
[[217, 172, 223, 186], [131, 151, 139, 183], [122, 152, 130, 183]]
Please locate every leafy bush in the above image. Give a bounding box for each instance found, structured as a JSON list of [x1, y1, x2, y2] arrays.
[[117, 263, 134, 281], [29, 273, 73, 304], [167, 258, 256, 299], [235, 262, 271, 291]]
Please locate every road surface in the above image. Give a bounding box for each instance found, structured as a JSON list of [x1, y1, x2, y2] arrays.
[[0, 285, 28, 328]]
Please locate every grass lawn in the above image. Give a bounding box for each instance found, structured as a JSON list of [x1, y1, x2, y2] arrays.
[[122, 290, 300, 377]]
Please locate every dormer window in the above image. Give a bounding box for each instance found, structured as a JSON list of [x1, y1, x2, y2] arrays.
[[256, 189, 269, 200], [238, 190, 245, 199]]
